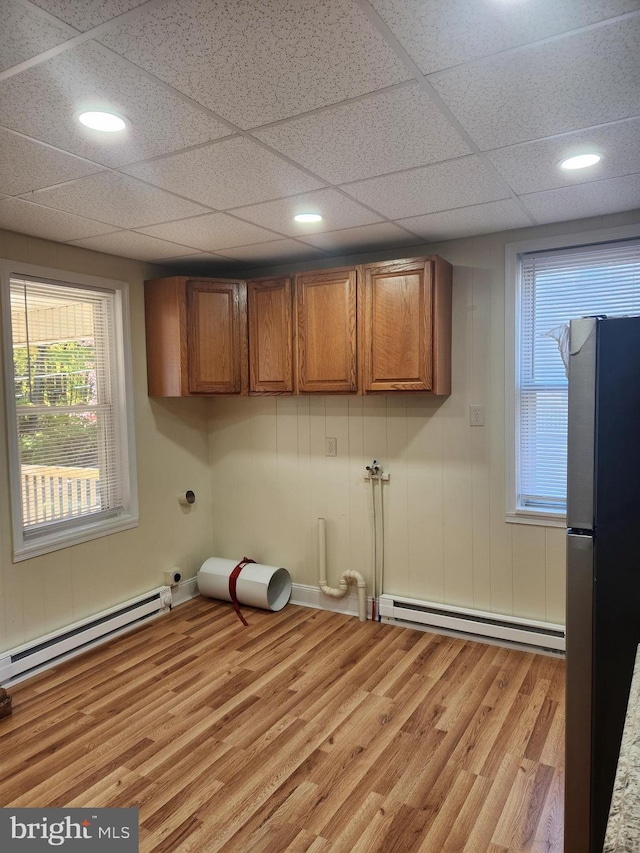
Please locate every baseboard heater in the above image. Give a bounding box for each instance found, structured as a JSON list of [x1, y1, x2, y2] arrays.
[[378, 594, 565, 652], [0, 586, 173, 686]]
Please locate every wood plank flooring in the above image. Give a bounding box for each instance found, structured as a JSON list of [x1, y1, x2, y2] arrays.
[[0, 596, 565, 852]]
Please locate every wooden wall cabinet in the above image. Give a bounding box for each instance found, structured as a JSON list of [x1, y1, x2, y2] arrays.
[[145, 255, 451, 398], [360, 256, 452, 395], [144, 276, 247, 396], [295, 267, 357, 393], [247, 277, 293, 394]]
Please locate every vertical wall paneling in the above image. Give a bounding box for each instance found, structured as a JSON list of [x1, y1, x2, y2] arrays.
[[248, 398, 279, 560], [441, 265, 474, 608], [512, 524, 548, 621], [385, 396, 409, 597], [406, 396, 445, 603], [324, 397, 352, 588], [295, 395, 314, 579], [274, 396, 302, 572], [470, 266, 492, 611], [347, 397, 368, 584], [545, 527, 567, 624]]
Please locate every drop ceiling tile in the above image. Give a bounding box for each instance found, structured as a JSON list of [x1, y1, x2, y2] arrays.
[[22, 172, 208, 228], [253, 85, 472, 184], [369, 0, 640, 74], [397, 199, 533, 242], [300, 222, 418, 253], [122, 137, 324, 209], [0, 41, 232, 168], [138, 213, 282, 251], [99, 0, 411, 127], [217, 240, 326, 264], [230, 189, 381, 237], [67, 230, 196, 261], [485, 119, 640, 195], [0, 0, 76, 72], [519, 175, 640, 223], [31, 0, 149, 31], [0, 197, 115, 242], [342, 156, 509, 220], [0, 129, 104, 196], [430, 17, 640, 150]]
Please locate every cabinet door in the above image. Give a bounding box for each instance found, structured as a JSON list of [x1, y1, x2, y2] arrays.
[[248, 277, 293, 394], [187, 279, 244, 394], [362, 257, 451, 394], [295, 268, 357, 393]]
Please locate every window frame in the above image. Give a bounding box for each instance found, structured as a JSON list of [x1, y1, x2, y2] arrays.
[[505, 222, 640, 527], [0, 261, 139, 561]]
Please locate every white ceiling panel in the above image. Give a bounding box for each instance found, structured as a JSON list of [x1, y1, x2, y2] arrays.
[[230, 189, 381, 237], [253, 84, 472, 184], [520, 174, 640, 223], [21, 171, 208, 228], [138, 213, 283, 251], [398, 199, 534, 242], [0, 1, 638, 265], [0, 41, 232, 168], [31, 0, 150, 32], [300, 222, 417, 253], [98, 0, 411, 127], [342, 156, 509, 220], [430, 17, 640, 151], [0, 0, 76, 73], [0, 197, 115, 242], [369, 0, 640, 74], [0, 128, 104, 195], [67, 229, 196, 260], [217, 239, 327, 264], [122, 137, 324, 209], [485, 119, 640, 195]]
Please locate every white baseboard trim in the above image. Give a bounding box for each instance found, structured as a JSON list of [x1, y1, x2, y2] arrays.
[[171, 576, 199, 606], [289, 583, 372, 619]]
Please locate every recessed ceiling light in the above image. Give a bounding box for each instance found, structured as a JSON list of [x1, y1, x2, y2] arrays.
[[77, 111, 127, 132], [294, 213, 323, 223], [559, 153, 602, 170]]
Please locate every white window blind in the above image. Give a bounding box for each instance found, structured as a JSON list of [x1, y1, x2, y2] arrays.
[[518, 238, 640, 512], [3, 268, 138, 559]]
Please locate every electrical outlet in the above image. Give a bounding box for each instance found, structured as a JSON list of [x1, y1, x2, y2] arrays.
[[469, 405, 485, 427], [326, 437, 337, 457]]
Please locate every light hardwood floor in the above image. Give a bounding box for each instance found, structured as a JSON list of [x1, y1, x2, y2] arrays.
[[0, 597, 565, 852]]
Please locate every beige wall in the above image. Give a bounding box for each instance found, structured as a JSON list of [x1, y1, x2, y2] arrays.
[[208, 209, 640, 625], [0, 230, 214, 654]]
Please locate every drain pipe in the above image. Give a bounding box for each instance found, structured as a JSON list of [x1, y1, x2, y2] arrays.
[[318, 517, 367, 622]]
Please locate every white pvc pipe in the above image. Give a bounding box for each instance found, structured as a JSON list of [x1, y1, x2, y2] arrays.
[[198, 557, 291, 611], [318, 518, 367, 622]]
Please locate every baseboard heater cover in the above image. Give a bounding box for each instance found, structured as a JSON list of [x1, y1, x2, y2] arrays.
[[378, 594, 565, 652], [0, 586, 173, 685]]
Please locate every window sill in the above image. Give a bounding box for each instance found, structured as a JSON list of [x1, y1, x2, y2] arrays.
[[505, 511, 566, 529], [13, 513, 139, 562]]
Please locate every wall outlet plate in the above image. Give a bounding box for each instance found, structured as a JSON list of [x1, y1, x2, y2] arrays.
[[326, 437, 337, 457], [469, 405, 485, 427]]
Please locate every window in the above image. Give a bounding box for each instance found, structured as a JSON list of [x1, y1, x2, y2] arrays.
[[1, 263, 138, 560], [506, 226, 640, 524]]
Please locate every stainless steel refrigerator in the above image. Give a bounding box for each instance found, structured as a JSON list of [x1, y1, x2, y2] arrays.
[[565, 315, 640, 853]]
